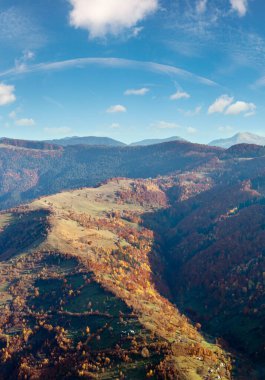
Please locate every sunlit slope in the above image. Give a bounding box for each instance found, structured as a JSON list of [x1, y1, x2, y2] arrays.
[[0, 179, 232, 379]]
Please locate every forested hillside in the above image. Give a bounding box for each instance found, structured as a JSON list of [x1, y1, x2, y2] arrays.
[[0, 140, 221, 210]]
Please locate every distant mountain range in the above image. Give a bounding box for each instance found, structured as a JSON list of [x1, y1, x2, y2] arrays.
[[45, 136, 126, 147], [46, 135, 186, 147], [209, 132, 265, 148], [2, 132, 265, 150], [130, 136, 186, 146]]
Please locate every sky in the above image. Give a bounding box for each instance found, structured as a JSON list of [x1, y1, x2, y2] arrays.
[[0, 0, 265, 144]]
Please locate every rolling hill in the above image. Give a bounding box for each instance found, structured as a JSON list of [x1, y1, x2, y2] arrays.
[[0, 140, 221, 210]]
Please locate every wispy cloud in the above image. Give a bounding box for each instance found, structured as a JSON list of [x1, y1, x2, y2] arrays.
[[170, 90, 190, 100], [14, 50, 35, 72], [0, 57, 218, 86], [179, 106, 202, 116], [165, 1, 259, 71], [110, 123, 121, 129], [43, 96, 64, 109], [152, 121, 181, 129], [0, 83, 16, 106], [124, 87, 149, 95], [0, 7, 46, 49], [9, 110, 17, 119], [106, 104, 127, 113], [252, 75, 265, 89], [15, 118, 35, 127], [68, 0, 158, 39], [218, 125, 234, 133]]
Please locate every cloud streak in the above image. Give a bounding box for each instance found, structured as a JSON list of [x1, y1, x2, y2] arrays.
[[15, 118, 35, 127], [153, 121, 181, 129], [124, 87, 149, 95], [0, 57, 218, 86]]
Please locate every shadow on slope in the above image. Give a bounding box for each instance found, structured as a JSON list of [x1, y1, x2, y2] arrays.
[[0, 209, 50, 261], [141, 179, 265, 379]]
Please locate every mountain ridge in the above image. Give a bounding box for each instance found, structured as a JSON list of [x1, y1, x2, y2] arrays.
[[45, 135, 126, 147], [130, 136, 186, 146], [0, 178, 232, 379]]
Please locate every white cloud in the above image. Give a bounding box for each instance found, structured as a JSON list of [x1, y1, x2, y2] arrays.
[[208, 94, 234, 114], [68, 0, 158, 38], [124, 87, 149, 96], [106, 104, 127, 113], [225, 101, 256, 116], [208, 95, 256, 117], [153, 121, 181, 129], [230, 0, 248, 17], [15, 118, 35, 127], [170, 90, 190, 100], [0, 83, 16, 106], [196, 0, 207, 14], [44, 127, 72, 135], [187, 127, 197, 134]]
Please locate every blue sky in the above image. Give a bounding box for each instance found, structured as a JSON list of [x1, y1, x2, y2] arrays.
[[0, 0, 265, 144]]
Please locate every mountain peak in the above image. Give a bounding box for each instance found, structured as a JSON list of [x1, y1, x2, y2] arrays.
[[209, 132, 265, 148]]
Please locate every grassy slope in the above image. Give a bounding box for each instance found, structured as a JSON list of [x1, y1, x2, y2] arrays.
[[0, 179, 232, 379]]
